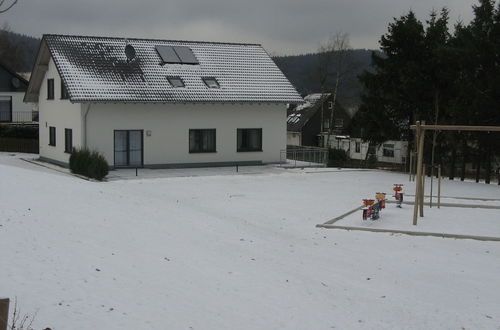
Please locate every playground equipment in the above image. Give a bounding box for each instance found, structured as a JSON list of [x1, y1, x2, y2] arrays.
[[393, 184, 404, 208], [376, 192, 386, 209], [362, 199, 379, 220], [362, 192, 387, 220], [410, 122, 500, 225]]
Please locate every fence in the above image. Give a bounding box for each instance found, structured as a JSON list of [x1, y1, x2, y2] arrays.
[[280, 146, 328, 167], [0, 111, 39, 123]]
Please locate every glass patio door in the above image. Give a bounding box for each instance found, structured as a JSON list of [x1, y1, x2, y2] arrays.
[[114, 130, 143, 167]]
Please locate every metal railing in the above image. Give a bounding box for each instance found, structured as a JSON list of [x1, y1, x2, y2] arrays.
[[0, 111, 39, 123], [280, 145, 328, 167]]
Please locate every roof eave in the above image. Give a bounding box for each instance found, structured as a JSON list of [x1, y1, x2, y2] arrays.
[[24, 38, 51, 103]]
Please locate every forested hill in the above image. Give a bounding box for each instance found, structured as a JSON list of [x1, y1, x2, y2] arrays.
[[273, 49, 378, 106], [0, 30, 41, 72]]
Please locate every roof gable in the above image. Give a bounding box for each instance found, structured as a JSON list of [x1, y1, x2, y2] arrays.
[[287, 93, 331, 131], [0, 61, 29, 93], [25, 34, 303, 104]]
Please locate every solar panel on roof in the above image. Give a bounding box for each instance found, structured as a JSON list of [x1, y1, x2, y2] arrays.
[[173, 46, 199, 64], [155, 45, 181, 64]]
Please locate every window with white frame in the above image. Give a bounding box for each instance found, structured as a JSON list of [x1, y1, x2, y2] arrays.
[[189, 129, 216, 153], [0, 96, 12, 122], [355, 142, 361, 153], [237, 128, 262, 152], [49, 126, 56, 146], [383, 144, 395, 157]]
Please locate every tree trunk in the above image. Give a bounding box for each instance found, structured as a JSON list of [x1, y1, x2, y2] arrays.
[[475, 149, 482, 183], [448, 148, 456, 180], [485, 141, 491, 184], [460, 138, 467, 181], [325, 72, 340, 148]]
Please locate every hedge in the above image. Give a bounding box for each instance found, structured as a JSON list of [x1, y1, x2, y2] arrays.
[[69, 148, 109, 181]]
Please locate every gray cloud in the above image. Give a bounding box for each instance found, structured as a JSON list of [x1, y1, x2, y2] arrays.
[[3, 0, 475, 54]]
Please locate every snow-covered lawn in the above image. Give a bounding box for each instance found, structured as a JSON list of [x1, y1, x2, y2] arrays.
[[0, 153, 499, 329]]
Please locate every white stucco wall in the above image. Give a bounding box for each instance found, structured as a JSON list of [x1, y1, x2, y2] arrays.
[[346, 138, 408, 164], [0, 91, 34, 122], [86, 102, 286, 167], [287, 131, 301, 146], [38, 58, 83, 164], [38, 57, 287, 167]]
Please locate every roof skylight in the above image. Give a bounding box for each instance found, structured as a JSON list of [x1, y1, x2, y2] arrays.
[[167, 76, 185, 88], [202, 77, 220, 89]]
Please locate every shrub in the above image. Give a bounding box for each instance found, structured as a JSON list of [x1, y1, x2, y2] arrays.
[[69, 148, 109, 181], [328, 148, 349, 167], [0, 125, 38, 139]]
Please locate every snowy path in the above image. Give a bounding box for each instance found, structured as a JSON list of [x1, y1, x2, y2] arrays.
[[0, 153, 499, 329]]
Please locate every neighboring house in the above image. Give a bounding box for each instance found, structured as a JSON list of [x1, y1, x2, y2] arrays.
[[25, 34, 302, 168], [0, 61, 33, 123], [330, 137, 408, 165], [287, 93, 351, 147]]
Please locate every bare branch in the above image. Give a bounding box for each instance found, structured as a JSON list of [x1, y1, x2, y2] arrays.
[[0, 0, 18, 13]]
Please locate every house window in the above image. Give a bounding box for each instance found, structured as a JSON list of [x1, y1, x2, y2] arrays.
[[383, 144, 395, 157], [189, 129, 216, 153], [202, 77, 220, 89], [0, 96, 12, 122], [64, 128, 73, 153], [47, 79, 54, 100], [323, 119, 329, 130], [49, 126, 56, 146], [167, 76, 185, 88], [237, 128, 262, 152], [334, 119, 344, 128], [355, 142, 361, 153], [61, 82, 69, 99]]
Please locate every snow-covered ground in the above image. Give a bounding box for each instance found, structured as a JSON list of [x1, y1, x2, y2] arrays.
[[1, 152, 499, 329]]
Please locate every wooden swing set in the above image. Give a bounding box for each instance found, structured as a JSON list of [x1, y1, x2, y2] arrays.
[[410, 121, 500, 225]]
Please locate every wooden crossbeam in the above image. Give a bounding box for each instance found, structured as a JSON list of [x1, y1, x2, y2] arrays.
[[410, 125, 500, 132]]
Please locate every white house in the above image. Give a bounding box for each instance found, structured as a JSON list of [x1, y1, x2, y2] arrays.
[[322, 135, 408, 165], [25, 35, 302, 168], [0, 62, 34, 123]]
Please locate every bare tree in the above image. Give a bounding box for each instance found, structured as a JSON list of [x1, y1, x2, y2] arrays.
[[320, 32, 354, 148], [0, 0, 18, 13], [314, 36, 335, 139]]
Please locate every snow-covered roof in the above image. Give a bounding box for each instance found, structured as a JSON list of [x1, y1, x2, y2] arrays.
[[25, 34, 303, 104], [287, 93, 331, 132]]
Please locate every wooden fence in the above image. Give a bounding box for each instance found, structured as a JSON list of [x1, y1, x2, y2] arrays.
[[0, 137, 39, 154]]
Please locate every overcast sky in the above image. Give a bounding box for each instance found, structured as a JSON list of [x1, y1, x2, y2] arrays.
[[2, 0, 476, 55]]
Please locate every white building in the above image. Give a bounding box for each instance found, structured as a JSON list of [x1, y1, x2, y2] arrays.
[[321, 134, 408, 165], [25, 35, 302, 168], [0, 62, 34, 123]]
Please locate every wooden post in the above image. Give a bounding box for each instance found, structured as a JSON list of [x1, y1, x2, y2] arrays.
[[0, 298, 9, 330], [438, 165, 442, 209], [413, 121, 424, 225], [420, 163, 425, 217], [409, 152, 413, 182], [430, 164, 434, 208]]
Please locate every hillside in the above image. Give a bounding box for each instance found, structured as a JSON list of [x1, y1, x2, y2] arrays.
[[0, 30, 40, 72], [273, 49, 377, 105]]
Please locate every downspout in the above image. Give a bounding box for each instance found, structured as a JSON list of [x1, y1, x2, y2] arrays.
[[83, 103, 91, 148]]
